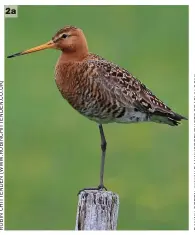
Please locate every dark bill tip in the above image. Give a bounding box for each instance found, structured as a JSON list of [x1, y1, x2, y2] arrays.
[[7, 52, 23, 58]]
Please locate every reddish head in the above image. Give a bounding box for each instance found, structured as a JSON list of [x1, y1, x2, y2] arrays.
[[7, 25, 89, 61]]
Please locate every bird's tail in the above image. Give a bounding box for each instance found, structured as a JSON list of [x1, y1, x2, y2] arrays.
[[150, 111, 187, 126]]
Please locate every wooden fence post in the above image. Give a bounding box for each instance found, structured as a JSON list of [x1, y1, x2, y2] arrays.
[[75, 190, 119, 230]]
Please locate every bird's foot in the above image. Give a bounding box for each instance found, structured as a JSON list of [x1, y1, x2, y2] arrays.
[[77, 184, 107, 195]]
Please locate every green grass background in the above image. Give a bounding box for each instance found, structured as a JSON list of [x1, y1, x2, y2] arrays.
[[5, 5, 188, 230]]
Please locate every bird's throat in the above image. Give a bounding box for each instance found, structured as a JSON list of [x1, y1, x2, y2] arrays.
[[61, 47, 88, 62]]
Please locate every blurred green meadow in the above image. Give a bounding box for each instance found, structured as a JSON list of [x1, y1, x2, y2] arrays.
[[5, 5, 188, 230]]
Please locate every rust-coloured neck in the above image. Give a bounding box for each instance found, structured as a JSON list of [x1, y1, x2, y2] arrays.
[[60, 46, 89, 62]]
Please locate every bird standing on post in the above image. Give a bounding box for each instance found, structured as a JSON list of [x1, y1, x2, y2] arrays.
[[7, 25, 187, 192]]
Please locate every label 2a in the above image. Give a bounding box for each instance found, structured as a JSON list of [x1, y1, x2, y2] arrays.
[[5, 6, 18, 18]]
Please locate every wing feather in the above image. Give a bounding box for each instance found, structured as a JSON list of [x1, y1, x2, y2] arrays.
[[87, 57, 187, 124]]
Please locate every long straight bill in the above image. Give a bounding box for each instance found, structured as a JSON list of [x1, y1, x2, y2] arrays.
[[7, 40, 55, 58]]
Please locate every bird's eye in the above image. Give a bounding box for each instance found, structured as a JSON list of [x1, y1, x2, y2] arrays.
[[61, 34, 68, 39]]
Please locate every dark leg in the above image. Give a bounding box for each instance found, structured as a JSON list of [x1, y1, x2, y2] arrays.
[[98, 124, 107, 189], [77, 124, 107, 195]]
